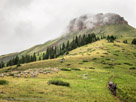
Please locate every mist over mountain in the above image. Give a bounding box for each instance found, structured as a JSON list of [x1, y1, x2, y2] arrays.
[[1, 12, 136, 63], [67, 13, 128, 32]]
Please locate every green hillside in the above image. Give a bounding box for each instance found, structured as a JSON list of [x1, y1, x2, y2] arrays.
[[0, 53, 18, 63], [0, 38, 136, 102], [0, 24, 136, 63], [93, 24, 136, 37]]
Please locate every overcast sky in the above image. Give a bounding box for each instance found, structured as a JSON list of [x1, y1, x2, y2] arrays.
[[0, 0, 136, 55]]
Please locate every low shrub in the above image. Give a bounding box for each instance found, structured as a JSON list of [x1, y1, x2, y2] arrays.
[[103, 53, 108, 55], [123, 40, 128, 44], [0, 80, 8, 85], [101, 56, 105, 57], [66, 64, 71, 66], [82, 60, 88, 62], [9, 73, 14, 76], [61, 68, 71, 71], [124, 63, 133, 66], [113, 54, 119, 56], [48, 80, 70, 87], [71, 68, 80, 71], [16, 63, 21, 67], [129, 67, 136, 70], [4, 70, 9, 72], [89, 67, 95, 69], [92, 58, 97, 60], [131, 38, 136, 45], [106, 58, 110, 60]]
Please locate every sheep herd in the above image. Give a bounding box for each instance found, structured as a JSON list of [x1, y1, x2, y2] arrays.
[[0, 67, 60, 78]]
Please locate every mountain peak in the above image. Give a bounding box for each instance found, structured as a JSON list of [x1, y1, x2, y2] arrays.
[[67, 13, 128, 32]]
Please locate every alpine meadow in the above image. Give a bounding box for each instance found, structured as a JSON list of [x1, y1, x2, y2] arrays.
[[0, 3, 136, 102]]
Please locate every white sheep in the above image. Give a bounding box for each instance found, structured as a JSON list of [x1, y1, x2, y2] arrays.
[[24, 74, 28, 78], [14, 74, 21, 78], [0, 73, 4, 78]]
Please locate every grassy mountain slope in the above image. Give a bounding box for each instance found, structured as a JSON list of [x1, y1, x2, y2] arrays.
[[93, 24, 136, 37], [0, 24, 136, 63], [0, 39, 136, 102], [0, 53, 18, 62]]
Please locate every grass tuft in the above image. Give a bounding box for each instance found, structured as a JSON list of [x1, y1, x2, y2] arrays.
[[0, 80, 8, 85], [61, 68, 71, 71], [71, 68, 80, 71]]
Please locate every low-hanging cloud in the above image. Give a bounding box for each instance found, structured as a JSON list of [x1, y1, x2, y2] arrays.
[[67, 13, 128, 32], [0, 0, 135, 55]]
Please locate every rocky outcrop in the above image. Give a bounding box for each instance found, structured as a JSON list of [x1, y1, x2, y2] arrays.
[[67, 13, 128, 32]]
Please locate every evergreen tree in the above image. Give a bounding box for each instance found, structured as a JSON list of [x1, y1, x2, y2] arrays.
[[33, 53, 37, 61], [39, 57, 41, 60], [0, 61, 5, 68], [107, 35, 116, 42], [132, 38, 136, 45], [14, 55, 19, 65], [43, 53, 46, 60], [123, 40, 128, 44], [66, 40, 70, 51]]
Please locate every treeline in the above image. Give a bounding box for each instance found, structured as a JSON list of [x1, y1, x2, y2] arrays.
[[1, 34, 135, 68], [0, 61, 5, 68], [107, 35, 116, 42], [132, 38, 136, 45], [4, 33, 99, 67], [123, 38, 136, 44], [6, 53, 37, 67], [42, 33, 99, 59]]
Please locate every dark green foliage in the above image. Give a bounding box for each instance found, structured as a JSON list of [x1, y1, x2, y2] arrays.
[[6, 53, 37, 67], [0, 61, 5, 68], [107, 35, 116, 42], [43, 33, 98, 60], [123, 40, 128, 44], [113, 54, 119, 56], [103, 53, 108, 55], [66, 64, 71, 66], [131, 38, 136, 45], [82, 60, 88, 62], [115, 63, 121, 65], [101, 35, 106, 39], [106, 58, 110, 60], [89, 67, 95, 69], [43, 46, 58, 59], [92, 58, 97, 60], [16, 63, 21, 67], [129, 67, 136, 70], [39, 57, 41, 60], [6, 33, 98, 67], [48, 80, 70, 87], [101, 56, 105, 57], [4, 70, 9, 72], [0, 80, 8, 85], [71, 68, 80, 71], [9, 73, 14, 76], [61, 68, 71, 71], [124, 63, 133, 66]]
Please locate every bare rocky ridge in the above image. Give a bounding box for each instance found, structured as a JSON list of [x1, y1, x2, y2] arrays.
[[67, 13, 128, 32]]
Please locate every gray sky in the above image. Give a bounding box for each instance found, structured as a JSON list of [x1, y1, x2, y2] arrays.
[[0, 0, 136, 55]]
